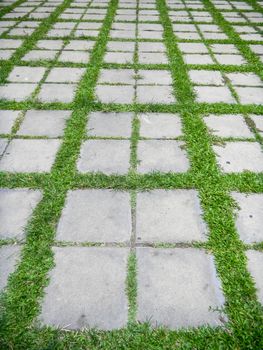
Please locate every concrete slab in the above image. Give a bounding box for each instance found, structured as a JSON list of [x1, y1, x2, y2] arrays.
[[232, 192, 263, 243], [138, 113, 182, 138], [77, 140, 130, 174], [0, 110, 20, 134], [17, 110, 71, 137], [136, 248, 226, 328], [0, 245, 21, 291], [246, 250, 263, 304], [0, 188, 42, 239], [137, 140, 189, 173], [0, 139, 61, 173], [136, 190, 207, 243], [40, 247, 128, 329], [38, 84, 76, 103], [87, 112, 132, 137], [57, 189, 131, 242], [213, 142, 263, 173], [204, 114, 253, 138]]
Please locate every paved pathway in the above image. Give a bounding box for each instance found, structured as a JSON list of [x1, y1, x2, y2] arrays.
[[0, 0, 262, 346]]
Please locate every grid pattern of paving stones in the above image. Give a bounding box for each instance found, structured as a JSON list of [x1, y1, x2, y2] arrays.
[[0, 0, 262, 347]]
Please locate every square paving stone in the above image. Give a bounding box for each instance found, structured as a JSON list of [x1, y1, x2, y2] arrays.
[[98, 69, 135, 85], [136, 248, 226, 328], [46, 67, 85, 83], [64, 40, 95, 50], [213, 142, 263, 173], [107, 41, 135, 52], [214, 54, 246, 65], [183, 54, 213, 65], [104, 52, 133, 64], [95, 85, 135, 104], [0, 39, 22, 48], [87, 112, 132, 137], [137, 140, 189, 173], [0, 188, 42, 239], [0, 110, 20, 133], [0, 139, 8, 156], [77, 140, 130, 174], [246, 250, 263, 304], [194, 86, 236, 104], [40, 247, 128, 330], [232, 192, 263, 243], [17, 110, 71, 137], [8, 66, 46, 82], [22, 50, 58, 61], [36, 39, 64, 49], [136, 190, 207, 243], [226, 72, 263, 87], [136, 86, 175, 104], [38, 84, 76, 103], [137, 70, 172, 85], [0, 139, 61, 173], [138, 42, 166, 52], [138, 52, 168, 64], [58, 51, 90, 63], [189, 70, 224, 86], [0, 50, 15, 60], [0, 83, 37, 101], [0, 245, 21, 291], [235, 87, 263, 105], [250, 115, 263, 135], [139, 113, 182, 138], [57, 190, 131, 242], [204, 114, 253, 138], [178, 42, 208, 53]]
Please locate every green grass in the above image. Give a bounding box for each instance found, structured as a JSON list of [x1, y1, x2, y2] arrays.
[[0, 0, 263, 348]]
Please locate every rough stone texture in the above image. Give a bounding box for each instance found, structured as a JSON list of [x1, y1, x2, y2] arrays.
[[87, 112, 132, 137], [77, 140, 130, 174], [213, 142, 263, 173], [137, 140, 189, 173], [40, 247, 129, 330], [17, 110, 71, 137], [0, 245, 21, 291], [0, 139, 61, 173], [136, 190, 207, 243], [38, 84, 76, 103], [136, 248, 226, 328], [57, 189, 131, 242], [246, 250, 263, 304], [0, 83, 37, 101], [232, 192, 263, 243], [204, 115, 253, 138], [138, 113, 182, 138], [0, 188, 42, 239], [8, 66, 46, 82], [0, 110, 20, 133]]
